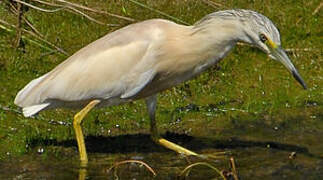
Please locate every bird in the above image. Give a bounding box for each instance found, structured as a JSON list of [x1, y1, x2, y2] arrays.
[[14, 9, 307, 166]]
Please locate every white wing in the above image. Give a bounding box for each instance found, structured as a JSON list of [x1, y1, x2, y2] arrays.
[[14, 20, 166, 108], [121, 69, 155, 99]]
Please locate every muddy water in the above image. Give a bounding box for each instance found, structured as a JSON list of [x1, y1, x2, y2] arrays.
[[0, 107, 322, 179]]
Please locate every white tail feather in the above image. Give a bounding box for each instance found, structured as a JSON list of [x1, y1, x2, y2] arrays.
[[22, 103, 50, 117], [14, 73, 48, 107]]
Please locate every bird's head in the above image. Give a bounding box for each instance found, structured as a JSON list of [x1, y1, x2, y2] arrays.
[[198, 9, 307, 89], [235, 9, 307, 89]]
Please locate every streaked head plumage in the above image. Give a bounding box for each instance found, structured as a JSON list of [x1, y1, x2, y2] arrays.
[[194, 9, 306, 89], [195, 9, 281, 53]]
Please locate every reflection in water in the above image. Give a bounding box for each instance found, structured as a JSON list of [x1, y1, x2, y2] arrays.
[[1, 110, 323, 179], [78, 168, 87, 180], [1, 137, 323, 179]]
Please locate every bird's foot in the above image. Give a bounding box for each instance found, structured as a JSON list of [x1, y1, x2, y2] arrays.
[[157, 138, 229, 161]]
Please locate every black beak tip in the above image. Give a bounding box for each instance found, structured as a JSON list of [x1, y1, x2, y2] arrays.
[[292, 70, 307, 90], [302, 84, 308, 90]]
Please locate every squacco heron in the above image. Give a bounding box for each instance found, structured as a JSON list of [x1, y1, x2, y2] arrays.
[[14, 9, 307, 166]]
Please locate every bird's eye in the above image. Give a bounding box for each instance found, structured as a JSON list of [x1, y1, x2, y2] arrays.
[[259, 34, 267, 43]]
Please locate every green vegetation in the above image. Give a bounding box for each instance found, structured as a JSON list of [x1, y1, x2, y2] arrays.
[[0, 0, 322, 179]]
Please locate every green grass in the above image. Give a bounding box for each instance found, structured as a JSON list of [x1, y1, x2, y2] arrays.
[[0, 0, 322, 161]]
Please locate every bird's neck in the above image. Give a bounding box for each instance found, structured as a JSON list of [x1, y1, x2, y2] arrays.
[[155, 20, 249, 76], [183, 21, 242, 70], [191, 17, 252, 45]]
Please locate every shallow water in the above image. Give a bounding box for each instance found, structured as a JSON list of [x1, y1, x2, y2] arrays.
[[0, 106, 322, 179]]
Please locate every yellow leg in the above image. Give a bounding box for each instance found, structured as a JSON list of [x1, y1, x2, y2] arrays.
[[158, 138, 198, 156], [73, 100, 101, 167], [146, 95, 199, 156], [146, 95, 226, 159]]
